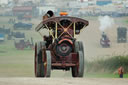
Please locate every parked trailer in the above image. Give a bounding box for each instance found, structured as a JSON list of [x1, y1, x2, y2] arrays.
[[13, 22, 33, 30], [117, 27, 127, 43], [0, 27, 11, 34]]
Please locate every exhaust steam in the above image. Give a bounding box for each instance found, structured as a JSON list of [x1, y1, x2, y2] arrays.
[[98, 16, 115, 32]]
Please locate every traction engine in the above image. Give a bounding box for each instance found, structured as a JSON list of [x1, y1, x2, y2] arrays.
[[35, 11, 89, 77]]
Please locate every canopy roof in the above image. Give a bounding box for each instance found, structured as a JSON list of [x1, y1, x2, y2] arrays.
[[35, 16, 89, 31]]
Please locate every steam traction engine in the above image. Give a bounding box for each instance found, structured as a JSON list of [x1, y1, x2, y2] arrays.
[[35, 11, 89, 77], [100, 32, 110, 48]]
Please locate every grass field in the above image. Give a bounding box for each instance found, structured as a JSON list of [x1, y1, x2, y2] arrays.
[[125, 20, 128, 24], [0, 16, 128, 78], [0, 41, 34, 77], [0, 37, 128, 78]]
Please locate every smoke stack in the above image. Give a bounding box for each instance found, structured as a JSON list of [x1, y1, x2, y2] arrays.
[[47, 10, 54, 17], [43, 10, 54, 20]]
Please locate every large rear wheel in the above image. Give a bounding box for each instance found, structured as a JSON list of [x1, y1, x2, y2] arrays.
[[35, 42, 46, 77]]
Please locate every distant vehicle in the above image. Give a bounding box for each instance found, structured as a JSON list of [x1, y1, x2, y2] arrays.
[[8, 18, 15, 24], [7, 32, 25, 40], [0, 33, 5, 42], [12, 32, 25, 38], [117, 27, 127, 43], [100, 32, 110, 48], [13, 22, 33, 30], [17, 15, 32, 21], [0, 27, 10, 34], [14, 38, 34, 50]]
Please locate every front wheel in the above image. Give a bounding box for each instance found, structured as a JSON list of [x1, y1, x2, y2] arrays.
[[72, 51, 84, 77], [43, 50, 51, 77]]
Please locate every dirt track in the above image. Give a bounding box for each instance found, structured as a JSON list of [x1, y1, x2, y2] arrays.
[[0, 78, 128, 85]]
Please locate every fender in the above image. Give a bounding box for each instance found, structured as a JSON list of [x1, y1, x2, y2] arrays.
[[58, 39, 73, 45]]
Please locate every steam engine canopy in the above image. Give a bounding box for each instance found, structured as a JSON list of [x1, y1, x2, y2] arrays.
[[35, 16, 89, 35]]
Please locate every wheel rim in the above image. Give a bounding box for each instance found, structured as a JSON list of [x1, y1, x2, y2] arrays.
[[44, 55, 47, 76], [43, 51, 51, 77]]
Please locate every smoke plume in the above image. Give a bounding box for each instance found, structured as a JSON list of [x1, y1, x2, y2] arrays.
[[98, 16, 114, 32]]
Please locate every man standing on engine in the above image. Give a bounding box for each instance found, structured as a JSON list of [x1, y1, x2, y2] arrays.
[[102, 32, 107, 40]]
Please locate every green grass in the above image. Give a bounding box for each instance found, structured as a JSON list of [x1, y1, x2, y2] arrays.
[[85, 73, 128, 78], [0, 40, 34, 77], [0, 48, 34, 77], [86, 56, 128, 74], [85, 56, 128, 78], [125, 20, 128, 24]]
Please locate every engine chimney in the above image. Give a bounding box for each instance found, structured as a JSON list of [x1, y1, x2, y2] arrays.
[[43, 10, 54, 20]]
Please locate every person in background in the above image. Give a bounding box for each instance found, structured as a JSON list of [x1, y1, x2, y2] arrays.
[[102, 32, 107, 40], [118, 66, 124, 78]]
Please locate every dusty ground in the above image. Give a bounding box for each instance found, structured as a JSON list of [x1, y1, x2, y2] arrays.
[[0, 78, 128, 85]]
